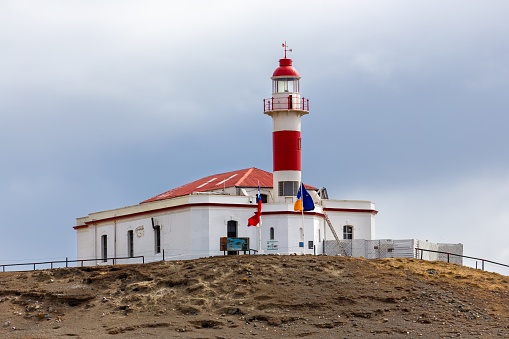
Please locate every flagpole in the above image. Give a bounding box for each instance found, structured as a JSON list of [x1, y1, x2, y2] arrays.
[[258, 217, 262, 254], [258, 180, 262, 254], [301, 182, 304, 253]]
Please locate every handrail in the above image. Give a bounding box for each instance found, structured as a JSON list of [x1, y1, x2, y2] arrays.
[[415, 247, 509, 271], [1, 255, 145, 272], [263, 97, 309, 112]]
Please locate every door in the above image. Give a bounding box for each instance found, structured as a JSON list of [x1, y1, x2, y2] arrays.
[[227, 220, 238, 255]]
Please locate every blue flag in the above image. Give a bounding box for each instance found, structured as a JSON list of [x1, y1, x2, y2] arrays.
[[294, 183, 314, 211]]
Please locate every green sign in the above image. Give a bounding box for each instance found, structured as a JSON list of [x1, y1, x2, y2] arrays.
[[227, 237, 249, 251], [267, 240, 278, 250]]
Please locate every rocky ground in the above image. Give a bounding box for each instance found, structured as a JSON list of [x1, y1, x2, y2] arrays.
[[1, 255, 508, 338]]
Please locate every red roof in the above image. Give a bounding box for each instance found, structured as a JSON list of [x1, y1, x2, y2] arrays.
[[272, 58, 300, 77], [142, 167, 317, 203], [142, 168, 272, 203]]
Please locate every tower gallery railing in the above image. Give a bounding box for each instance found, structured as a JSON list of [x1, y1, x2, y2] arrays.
[[263, 96, 309, 112]]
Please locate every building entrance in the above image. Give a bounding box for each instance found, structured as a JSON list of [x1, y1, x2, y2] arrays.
[[227, 220, 238, 255]]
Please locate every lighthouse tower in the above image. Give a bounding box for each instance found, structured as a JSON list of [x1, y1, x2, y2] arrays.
[[264, 44, 310, 203]]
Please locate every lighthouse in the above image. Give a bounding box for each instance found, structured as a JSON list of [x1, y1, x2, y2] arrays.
[[264, 44, 310, 203], [75, 45, 382, 264]]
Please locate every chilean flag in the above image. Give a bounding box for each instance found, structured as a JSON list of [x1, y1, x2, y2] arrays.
[[247, 185, 262, 227]]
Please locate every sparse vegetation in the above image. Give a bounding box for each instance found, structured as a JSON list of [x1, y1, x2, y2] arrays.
[[1, 255, 508, 338]]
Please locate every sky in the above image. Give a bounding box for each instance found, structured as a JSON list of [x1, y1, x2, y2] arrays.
[[1, 0, 509, 274]]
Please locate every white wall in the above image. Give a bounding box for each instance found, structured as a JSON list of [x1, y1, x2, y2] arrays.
[[321, 199, 376, 241], [76, 228, 94, 261], [75, 195, 377, 264], [325, 211, 375, 241]]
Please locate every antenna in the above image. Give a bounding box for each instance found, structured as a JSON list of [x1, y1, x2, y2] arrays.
[[282, 41, 292, 58]]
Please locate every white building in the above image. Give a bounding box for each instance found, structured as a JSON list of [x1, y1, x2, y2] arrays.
[[74, 48, 378, 264]]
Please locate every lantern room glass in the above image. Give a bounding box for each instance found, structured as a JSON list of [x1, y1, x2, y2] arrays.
[[273, 78, 299, 93]]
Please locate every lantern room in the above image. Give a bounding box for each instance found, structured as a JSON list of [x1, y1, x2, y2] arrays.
[[273, 77, 299, 93], [272, 58, 301, 94], [264, 55, 309, 113]]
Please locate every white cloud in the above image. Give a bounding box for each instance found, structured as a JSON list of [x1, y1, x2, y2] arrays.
[[341, 171, 509, 274], [1, 0, 509, 272]]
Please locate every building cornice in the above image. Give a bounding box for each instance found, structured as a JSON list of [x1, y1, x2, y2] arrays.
[[323, 207, 378, 215], [73, 202, 377, 230]]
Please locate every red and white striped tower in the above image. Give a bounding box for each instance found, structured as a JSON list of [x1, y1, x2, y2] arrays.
[[264, 43, 310, 203]]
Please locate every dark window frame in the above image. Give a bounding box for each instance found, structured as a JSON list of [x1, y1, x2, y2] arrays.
[[227, 220, 238, 255], [101, 235, 107, 262], [154, 226, 161, 254], [343, 225, 353, 240], [278, 181, 299, 197], [127, 230, 134, 258]]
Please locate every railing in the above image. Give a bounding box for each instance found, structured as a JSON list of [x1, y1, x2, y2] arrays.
[[1, 248, 263, 272], [263, 96, 310, 112], [415, 248, 509, 272], [1, 255, 145, 272]]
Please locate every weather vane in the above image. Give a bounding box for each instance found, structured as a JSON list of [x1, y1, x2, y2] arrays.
[[282, 41, 292, 58]]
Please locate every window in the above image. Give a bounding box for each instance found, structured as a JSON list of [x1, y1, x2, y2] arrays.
[[343, 225, 353, 240], [270, 227, 275, 240], [127, 230, 134, 258], [101, 235, 107, 262], [227, 220, 238, 237], [278, 181, 299, 196], [260, 194, 268, 203], [154, 226, 161, 254], [273, 78, 299, 93], [308, 241, 314, 249]]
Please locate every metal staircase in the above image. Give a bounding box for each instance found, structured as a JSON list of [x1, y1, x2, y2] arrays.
[[324, 212, 348, 256]]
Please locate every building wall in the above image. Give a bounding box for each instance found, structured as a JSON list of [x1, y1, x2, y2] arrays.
[[75, 195, 376, 264], [95, 223, 115, 265], [206, 206, 259, 256], [321, 199, 376, 241], [324, 239, 464, 263], [437, 243, 463, 265], [323, 212, 375, 241], [75, 228, 95, 261]]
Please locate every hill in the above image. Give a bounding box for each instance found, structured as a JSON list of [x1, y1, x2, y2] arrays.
[[1, 255, 508, 338]]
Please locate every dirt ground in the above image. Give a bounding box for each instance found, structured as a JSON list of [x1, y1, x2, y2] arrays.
[[1, 255, 508, 338]]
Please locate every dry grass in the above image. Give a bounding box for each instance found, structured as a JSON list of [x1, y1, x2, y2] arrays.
[[1, 255, 508, 338]]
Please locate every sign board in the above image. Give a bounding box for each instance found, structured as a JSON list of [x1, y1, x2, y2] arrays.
[[220, 237, 250, 251], [267, 240, 278, 250]]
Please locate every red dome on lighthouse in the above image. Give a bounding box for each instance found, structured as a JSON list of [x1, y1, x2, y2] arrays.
[[272, 58, 300, 77]]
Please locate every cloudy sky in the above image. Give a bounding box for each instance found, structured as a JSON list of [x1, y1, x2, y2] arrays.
[[1, 1, 508, 274]]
